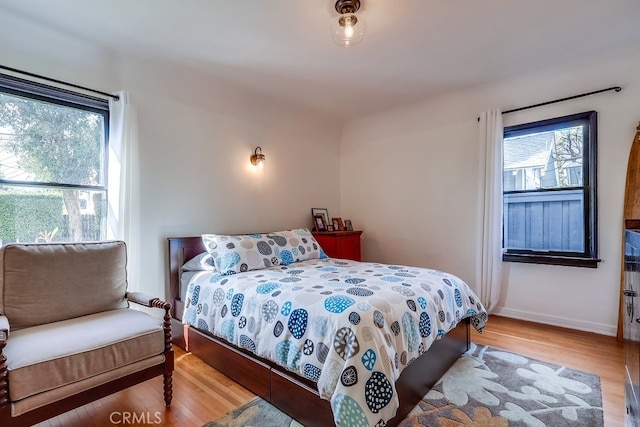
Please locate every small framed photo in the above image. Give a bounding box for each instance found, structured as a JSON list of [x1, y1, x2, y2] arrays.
[[314, 215, 327, 232], [332, 217, 344, 231], [311, 208, 329, 229], [327, 224, 335, 232], [344, 219, 353, 231]]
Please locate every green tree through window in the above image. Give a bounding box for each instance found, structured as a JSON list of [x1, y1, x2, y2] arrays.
[[0, 74, 109, 244]]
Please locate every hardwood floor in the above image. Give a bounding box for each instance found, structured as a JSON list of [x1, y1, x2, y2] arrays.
[[34, 315, 624, 426]]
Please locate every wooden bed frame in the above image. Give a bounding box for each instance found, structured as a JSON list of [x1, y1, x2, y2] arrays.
[[168, 236, 470, 427]]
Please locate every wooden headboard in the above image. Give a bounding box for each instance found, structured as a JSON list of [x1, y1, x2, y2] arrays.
[[167, 236, 206, 320]]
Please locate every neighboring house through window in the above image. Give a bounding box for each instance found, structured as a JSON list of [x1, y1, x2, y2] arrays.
[[502, 110, 598, 267], [0, 73, 109, 245]]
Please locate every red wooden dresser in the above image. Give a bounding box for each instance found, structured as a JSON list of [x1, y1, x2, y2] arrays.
[[312, 230, 363, 261]]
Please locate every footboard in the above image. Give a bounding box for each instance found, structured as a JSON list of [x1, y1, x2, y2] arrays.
[[185, 318, 469, 427]]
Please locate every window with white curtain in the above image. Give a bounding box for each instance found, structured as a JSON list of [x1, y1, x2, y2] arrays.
[[502, 110, 598, 268], [0, 73, 109, 245]]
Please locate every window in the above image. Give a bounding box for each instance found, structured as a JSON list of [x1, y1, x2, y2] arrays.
[[0, 73, 109, 245], [502, 111, 598, 267]]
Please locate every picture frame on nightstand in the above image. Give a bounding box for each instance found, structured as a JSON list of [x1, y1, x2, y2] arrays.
[[344, 219, 353, 231], [313, 215, 327, 232], [311, 208, 329, 229], [332, 217, 344, 231]]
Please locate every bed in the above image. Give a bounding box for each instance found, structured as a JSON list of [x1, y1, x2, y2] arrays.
[[168, 230, 487, 427]]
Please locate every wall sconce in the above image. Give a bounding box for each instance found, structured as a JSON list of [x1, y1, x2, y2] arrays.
[[250, 146, 266, 166], [331, 0, 366, 47]]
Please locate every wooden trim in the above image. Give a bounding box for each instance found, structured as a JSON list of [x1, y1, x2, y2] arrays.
[[623, 123, 640, 219], [619, 122, 640, 340], [503, 253, 599, 268], [312, 230, 363, 236]]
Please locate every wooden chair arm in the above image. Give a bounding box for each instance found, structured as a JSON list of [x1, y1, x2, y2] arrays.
[[125, 293, 172, 353], [126, 292, 171, 311]]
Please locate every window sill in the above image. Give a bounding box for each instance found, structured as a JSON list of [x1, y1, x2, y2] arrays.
[[503, 253, 599, 268]]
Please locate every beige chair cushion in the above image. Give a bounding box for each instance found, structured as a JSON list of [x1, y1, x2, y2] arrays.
[[0, 241, 128, 330], [4, 308, 165, 401]]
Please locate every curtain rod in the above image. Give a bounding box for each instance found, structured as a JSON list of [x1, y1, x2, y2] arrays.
[[0, 64, 119, 101], [478, 85, 622, 121]]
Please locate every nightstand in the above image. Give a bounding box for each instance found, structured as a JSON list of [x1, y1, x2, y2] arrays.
[[312, 230, 363, 261]]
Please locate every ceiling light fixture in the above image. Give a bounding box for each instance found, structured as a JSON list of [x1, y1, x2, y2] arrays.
[[331, 0, 366, 47]]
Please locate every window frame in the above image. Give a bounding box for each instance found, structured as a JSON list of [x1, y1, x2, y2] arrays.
[[502, 110, 598, 268], [0, 72, 110, 242]]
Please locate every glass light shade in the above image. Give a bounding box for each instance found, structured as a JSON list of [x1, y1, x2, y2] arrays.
[[250, 147, 265, 166], [331, 13, 366, 47], [250, 153, 265, 166]]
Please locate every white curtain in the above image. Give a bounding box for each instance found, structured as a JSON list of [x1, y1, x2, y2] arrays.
[[108, 91, 141, 290], [476, 109, 504, 313]]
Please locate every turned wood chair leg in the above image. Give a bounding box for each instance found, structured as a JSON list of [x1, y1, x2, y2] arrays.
[[160, 303, 173, 407], [0, 333, 8, 409], [163, 372, 173, 406]]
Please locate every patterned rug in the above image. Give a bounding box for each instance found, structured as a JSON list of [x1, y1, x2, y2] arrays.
[[204, 343, 604, 427]]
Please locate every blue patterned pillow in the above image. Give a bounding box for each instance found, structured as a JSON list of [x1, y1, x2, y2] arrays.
[[202, 228, 327, 275]]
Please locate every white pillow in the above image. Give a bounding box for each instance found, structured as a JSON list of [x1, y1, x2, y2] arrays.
[[182, 252, 217, 271], [202, 228, 326, 275]]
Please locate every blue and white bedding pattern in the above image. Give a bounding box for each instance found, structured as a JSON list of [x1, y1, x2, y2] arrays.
[[182, 258, 487, 427]]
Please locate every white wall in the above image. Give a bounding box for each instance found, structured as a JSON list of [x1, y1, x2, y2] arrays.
[[0, 11, 344, 300], [341, 45, 640, 336], [132, 86, 343, 299]]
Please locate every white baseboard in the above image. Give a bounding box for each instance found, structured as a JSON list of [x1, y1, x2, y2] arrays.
[[491, 307, 617, 337]]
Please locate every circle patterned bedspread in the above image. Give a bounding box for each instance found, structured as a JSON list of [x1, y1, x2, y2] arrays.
[[183, 257, 488, 427]]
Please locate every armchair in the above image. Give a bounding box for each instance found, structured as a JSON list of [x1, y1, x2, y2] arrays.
[[0, 241, 173, 426]]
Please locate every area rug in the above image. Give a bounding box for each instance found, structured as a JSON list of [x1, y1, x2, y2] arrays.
[[204, 343, 604, 427], [203, 396, 303, 427]]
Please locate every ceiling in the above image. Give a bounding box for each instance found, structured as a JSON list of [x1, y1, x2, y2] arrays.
[[1, 0, 640, 120]]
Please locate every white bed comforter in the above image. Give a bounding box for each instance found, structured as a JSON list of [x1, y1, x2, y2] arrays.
[[183, 258, 487, 427]]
